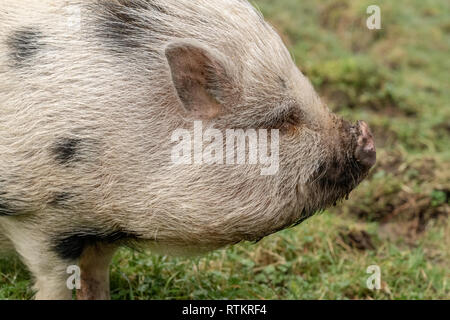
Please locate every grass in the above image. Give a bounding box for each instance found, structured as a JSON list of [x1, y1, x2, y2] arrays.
[[107, 214, 448, 299], [0, 0, 449, 299]]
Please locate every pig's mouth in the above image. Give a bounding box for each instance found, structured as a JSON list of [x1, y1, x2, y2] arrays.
[[311, 156, 367, 205], [303, 120, 376, 214]]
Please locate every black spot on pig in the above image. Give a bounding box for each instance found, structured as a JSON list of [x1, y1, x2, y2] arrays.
[[52, 138, 81, 165], [7, 28, 43, 66], [99, 2, 142, 48], [52, 229, 139, 260], [0, 193, 27, 216], [0, 189, 15, 216], [0, 200, 15, 216], [95, 0, 149, 50], [49, 192, 74, 208], [94, 0, 169, 52]]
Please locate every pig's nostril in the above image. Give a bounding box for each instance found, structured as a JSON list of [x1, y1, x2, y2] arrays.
[[355, 120, 376, 168]]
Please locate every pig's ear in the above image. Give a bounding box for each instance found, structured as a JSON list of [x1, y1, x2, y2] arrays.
[[165, 40, 236, 119]]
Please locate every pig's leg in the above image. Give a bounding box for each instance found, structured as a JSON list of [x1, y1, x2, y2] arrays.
[[33, 267, 74, 300], [0, 220, 77, 299], [25, 254, 74, 300], [76, 244, 117, 300], [2, 232, 73, 299], [5, 223, 116, 299]]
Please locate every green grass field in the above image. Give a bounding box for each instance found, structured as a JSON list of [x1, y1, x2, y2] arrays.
[[1, 0, 449, 299]]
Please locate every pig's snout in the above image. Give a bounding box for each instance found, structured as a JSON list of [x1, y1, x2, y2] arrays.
[[354, 121, 376, 168]]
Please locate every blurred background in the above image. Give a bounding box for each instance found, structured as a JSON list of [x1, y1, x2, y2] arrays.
[[1, 0, 448, 299]]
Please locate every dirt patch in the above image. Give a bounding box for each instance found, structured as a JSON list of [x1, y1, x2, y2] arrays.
[[433, 121, 450, 140], [343, 150, 449, 244], [349, 190, 448, 244], [368, 151, 437, 182], [338, 229, 376, 251]]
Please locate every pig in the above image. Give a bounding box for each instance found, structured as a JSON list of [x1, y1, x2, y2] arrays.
[[0, 0, 376, 300]]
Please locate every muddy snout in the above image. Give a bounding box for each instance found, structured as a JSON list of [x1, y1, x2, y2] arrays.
[[354, 120, 376, 168]]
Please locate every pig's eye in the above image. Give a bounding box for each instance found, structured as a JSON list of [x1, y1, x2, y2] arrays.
[[265, 101, 303, 132]]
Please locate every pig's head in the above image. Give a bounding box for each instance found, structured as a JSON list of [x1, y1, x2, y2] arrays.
[[162, 37, 376, 213], [159, 37, 376, 245], [140, 0, 377, 246]]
